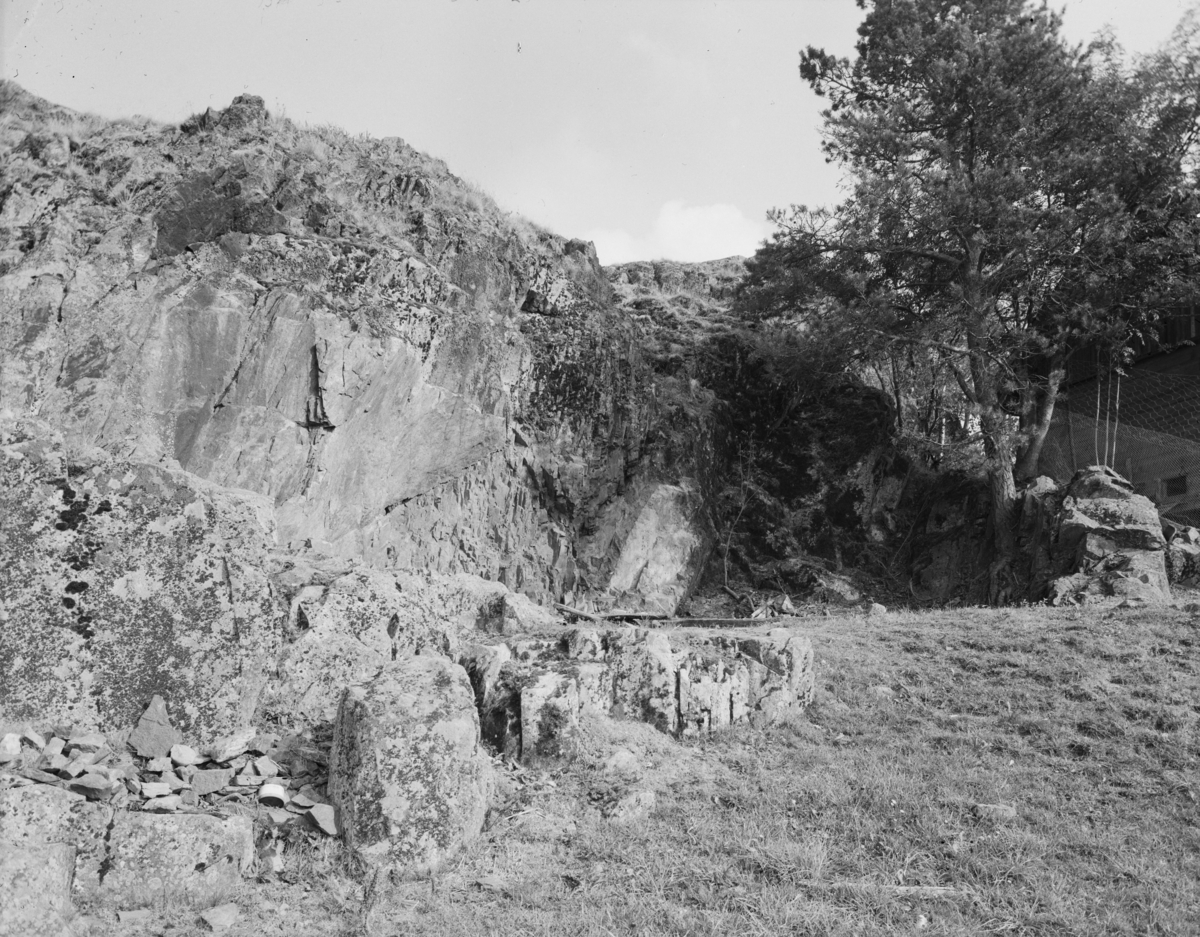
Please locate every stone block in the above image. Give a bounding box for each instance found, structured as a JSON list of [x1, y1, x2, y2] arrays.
[[0, 784, 109, 893], [100, 813, 253, 904], [329, 655, 493, 879]]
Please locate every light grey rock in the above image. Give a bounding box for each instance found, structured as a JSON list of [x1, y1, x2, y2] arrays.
[[0, 783, 110, 893], [329, 655, 494, 880], [190, 768, 233, 797], [0, 842, 76, 937], [0, 438, 282, 749], [1050, 467, 1172, 605], [101, 813, 253, 903], [270, 568, 516, 727], [200, 902, 239, 931]]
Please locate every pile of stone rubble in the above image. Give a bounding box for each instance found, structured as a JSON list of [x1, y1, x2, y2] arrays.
[[0, 695, 338, 837]]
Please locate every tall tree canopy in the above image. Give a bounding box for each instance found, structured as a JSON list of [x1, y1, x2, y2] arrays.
[[739, 0, 1200, 600]]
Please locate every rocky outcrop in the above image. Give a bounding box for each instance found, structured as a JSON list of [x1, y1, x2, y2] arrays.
[[1048, 466, 1172, 605], [328, 655, 494, 880], [461, 624, 815, 762], [0, 83, 715, 618]]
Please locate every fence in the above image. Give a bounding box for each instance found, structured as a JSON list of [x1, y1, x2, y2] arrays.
[[1041, 367, 1200, 525]]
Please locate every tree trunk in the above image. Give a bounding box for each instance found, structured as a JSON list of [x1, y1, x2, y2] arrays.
[[1014, 359, 1065, 482], [980, 405, 1019, 604]]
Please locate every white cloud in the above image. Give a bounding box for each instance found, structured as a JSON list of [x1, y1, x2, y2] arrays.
[[586, 200, 769, 265]]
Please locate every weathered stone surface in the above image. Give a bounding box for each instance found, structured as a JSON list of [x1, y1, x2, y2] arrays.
[[0, 783, 110, 893], [0, 842, 75, 937], [466, 624, 815, 761], [1050, 466, 1171, 605], [1166, 540, 1200, 586], [329, 655, 494, 879], [0, 84, 721, 619], [0, 435, 283, 746], [101, 812, 253, 903], [599, 482, 708, 615], [128, 696, 182, 759], [269, 567, 524, 726], [190, 768, 233, 797]]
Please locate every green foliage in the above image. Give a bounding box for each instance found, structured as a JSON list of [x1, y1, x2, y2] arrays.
[[740, 0, 1200, 592]]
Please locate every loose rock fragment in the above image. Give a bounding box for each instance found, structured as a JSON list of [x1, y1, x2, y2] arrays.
[[140, 782, 171, 798], [128, 696, 182, 759], [208, 728, 255, 764], [191, 767, 233, 797], [170, 744, 205, 767], [0, 733, 21, 762], [67, 774, 115, 802], [22, 730, 46, 751], [200, 901, 239, 931], [974, 803, 1017, 822], [67, 731, 107, 752], [307, 803, 339, 836]]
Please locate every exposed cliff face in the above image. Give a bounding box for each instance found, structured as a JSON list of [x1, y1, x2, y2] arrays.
[[605, 258, 903, 609], [0, 85, 704, 614]]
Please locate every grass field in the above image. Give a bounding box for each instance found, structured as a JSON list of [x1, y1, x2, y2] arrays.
[[94, 604, 1200, 936]]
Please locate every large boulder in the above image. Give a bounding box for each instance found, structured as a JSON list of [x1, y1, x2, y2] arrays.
[[266, 564, 554, 728], [0, 430, 282, 746], [328, 655, 494, 880], [1050, 466, 1171, 605]]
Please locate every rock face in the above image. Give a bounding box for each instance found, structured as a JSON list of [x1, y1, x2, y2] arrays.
[[0, 82, 713, 618], [461, 625, 815, 762], [328, 655, 494, 880], [1049, 466, 1172, 605]]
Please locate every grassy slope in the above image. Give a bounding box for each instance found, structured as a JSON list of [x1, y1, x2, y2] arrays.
[[95, 605, 1199, 937]]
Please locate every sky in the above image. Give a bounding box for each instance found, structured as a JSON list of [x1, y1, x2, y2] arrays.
[[2, 0, 1194, 264]]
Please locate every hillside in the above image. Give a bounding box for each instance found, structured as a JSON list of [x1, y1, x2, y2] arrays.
[[2, 85, 1196, 937]]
